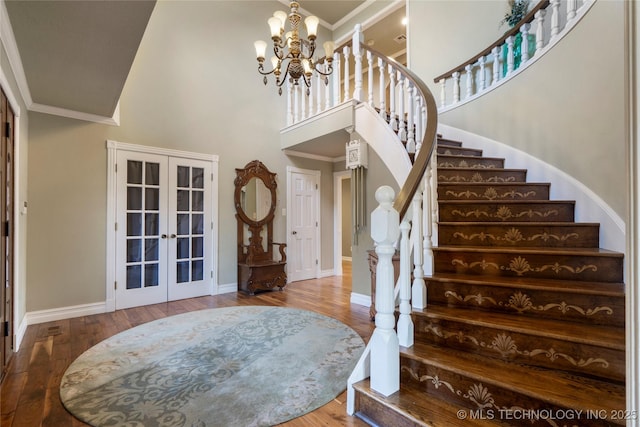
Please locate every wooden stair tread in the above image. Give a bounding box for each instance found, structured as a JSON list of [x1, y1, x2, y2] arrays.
[[437, 138, 463, 147], [427, 273, 625, 296], [353, 379, 504, 426], [438, 167, 527, 173], [413, 305, 625, 349], [435, 245, 624, 257], [401, 342, 626, 411], [439, 199, 575, 205], [438, 154, 504, 161], [438, 221, 600, 226], [439, 182, 551, 187]]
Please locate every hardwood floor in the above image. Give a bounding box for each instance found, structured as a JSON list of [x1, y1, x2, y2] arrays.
[[1, 261, 373, 426]]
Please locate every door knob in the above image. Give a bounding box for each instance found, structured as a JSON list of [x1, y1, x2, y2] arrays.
[[161, 234, 167, 239], [292, 231, 297, 235], [170, 234, 177, 239]]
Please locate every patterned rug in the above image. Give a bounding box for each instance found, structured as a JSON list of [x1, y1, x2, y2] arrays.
[[60, 306, 365, 426]]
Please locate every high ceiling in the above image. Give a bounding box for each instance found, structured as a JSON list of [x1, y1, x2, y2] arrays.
[[4, 0, 405, 121]]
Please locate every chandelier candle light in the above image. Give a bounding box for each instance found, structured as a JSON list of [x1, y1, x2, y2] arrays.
[[254, 1, 335, 95]]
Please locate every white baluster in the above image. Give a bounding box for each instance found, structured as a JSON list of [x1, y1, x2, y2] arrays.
[[397, 219, 414, 348], [492, 46, 501, 84], [520, 23, 531, 63], [378, 58, 387, 119], [465, 63, 474, 98], [325, 62, 332, 110], [535, 9, 546, 52], [452, 71, 460, 103], [332, 51, 341, 107], [370, 186, 400, 397], [343, 46, 351, 102], [307, 77, 314, 117], [551, 0, 560, 38], [353, 24, 364, 102], [430, 152, 439, 248], [478, 56, 487, 91], [389, 66, 397, 131], [567, 0, 577, 20], [414, 91, 423, 154], [506, 35, 515, 75], [406, 80, 415, 154], [439, 78, 446, 108], [287, 79, 294, 126], [397, 73, 406, 142], [294, 82, 300, 123], [300, 84, 307, 120], [412, 187, 426, 309], [367, 51, 374, 107], [316, 67, 322, 114]]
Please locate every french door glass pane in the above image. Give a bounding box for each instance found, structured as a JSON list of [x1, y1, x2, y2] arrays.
[[146, 163, 159, 186], [177, 237, 189, 259], [192, 167, 204, 189], [177, 214, 190, 235], [192, 214, 203, 234], [127, 187, 142, 210], [127, 239, 142, 263], [126, 265, 141, 289], [126, 160, 161, 292], [192, 260, 203, 281], [192, 191, 203, 211], [177, 166, 190, 188], [177, 190, 189, 211], [127, 161, 142, 185], [192, 237, 203, 258], [177, 261, 189, 283]]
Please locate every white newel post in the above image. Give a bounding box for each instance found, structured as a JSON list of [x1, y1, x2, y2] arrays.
[[370, 186, 400, 396], [397, 219, 414, 348], [423, 167, 434, 277]]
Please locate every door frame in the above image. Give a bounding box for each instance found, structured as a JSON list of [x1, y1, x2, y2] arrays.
[[333, 170, 350, 276], [106, 140, 219, 312], [286, 166, 321, 281]]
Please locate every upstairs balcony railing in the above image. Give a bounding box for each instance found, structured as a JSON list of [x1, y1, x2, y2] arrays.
[[435, 0, 595, 111]]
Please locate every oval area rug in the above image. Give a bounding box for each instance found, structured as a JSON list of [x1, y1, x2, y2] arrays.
[[60, 306, 365, 427]]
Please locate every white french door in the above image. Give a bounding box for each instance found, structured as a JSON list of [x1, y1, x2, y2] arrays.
[[287, 167, 320, 282], [114, 148, 215, 310]]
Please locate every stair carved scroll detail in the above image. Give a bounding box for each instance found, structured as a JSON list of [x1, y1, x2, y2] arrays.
[[444, 290, 614, 318], [451, 206, 561, 221], [452, 228, 580, 244], [445, 188, 538, 200], [451, 257, 598, 277], [439, 173, 517, 183], [421, 323, 610, 369]]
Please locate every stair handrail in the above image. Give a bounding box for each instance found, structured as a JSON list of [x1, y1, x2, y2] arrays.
[[434, 0, 596, 111]]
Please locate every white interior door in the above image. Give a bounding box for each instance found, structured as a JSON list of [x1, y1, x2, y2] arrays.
[[288, 168, 319, 282], [115, 150, 214, 310]]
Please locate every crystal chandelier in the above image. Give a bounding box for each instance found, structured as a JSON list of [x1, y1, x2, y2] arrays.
[[254, 1, 335, 95]]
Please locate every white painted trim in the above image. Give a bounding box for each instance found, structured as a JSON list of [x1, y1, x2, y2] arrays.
[[30, 102, 120, 126], [0, 0, 32, 109], [0, 37, 24, 351], [25, 302, 107, 325], [334, 170, 350, 277], [334, 0, 405, 45], [320, 269, 335, 278], [437, 124, 626, 254], [350, 292, 371, 307], [283, 149, 337, 163], [438, 0, 597, 114], [626, 0, 639, 420], [286, 166, 321, 281], [1, 0, 121, 125], [105, 140, 219, 311], [354, 103, 412, 187], [216, 282, 237, 294]]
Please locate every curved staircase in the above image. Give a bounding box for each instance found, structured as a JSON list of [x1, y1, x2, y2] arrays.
[[352, 136, 626, 426]]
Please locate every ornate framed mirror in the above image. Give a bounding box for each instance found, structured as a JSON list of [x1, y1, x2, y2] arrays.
[[234, 160, 286, 294]]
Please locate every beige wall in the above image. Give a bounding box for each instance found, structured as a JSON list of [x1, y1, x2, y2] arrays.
[[25, 1, 340, 312], [409, 0, 627, 220]]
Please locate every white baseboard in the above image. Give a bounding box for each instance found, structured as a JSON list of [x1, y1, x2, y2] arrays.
[[14, 317, 28, 352], [320, 269, 335, 278], [350, 292, 371, 307], [25, 302, 108, 326], [216, 282, 237, 294]]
